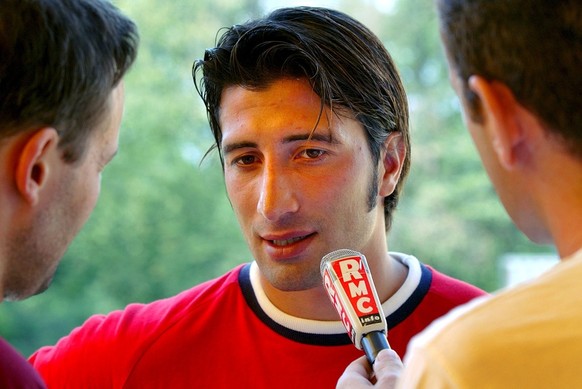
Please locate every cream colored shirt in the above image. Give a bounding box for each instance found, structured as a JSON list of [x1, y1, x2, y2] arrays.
[[399, 247, 582, 388]]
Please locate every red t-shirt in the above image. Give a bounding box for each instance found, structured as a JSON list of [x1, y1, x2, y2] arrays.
[[30, 254, 485, 388]]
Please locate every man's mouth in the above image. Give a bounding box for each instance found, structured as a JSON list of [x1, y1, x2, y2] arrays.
[[271, 234, 312, 247]]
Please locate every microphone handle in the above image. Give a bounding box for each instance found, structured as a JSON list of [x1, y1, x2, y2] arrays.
[[361, 331, 390, 365]]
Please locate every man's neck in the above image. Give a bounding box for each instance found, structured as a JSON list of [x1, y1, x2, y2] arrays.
[[533, 152, 582, 259], [257, 252, 408, 321], [259, 276, 339, 320]]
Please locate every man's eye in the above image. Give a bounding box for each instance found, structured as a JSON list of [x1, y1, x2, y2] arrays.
[[233, 155, 257, 166], [301, 149, 325, 159]]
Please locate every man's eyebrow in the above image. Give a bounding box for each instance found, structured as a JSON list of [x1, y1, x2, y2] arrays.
[[284, 132, 335, 144], [222, 131, 337, 155], [222, 141, 257, 155]]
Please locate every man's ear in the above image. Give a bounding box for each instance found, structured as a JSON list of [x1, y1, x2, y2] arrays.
[[379, 132, 406, 197], [468, 76, 528, 170], [15, 128, 60, 205]]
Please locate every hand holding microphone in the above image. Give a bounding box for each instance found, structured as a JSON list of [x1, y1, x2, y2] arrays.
[[320, 249, 390, 366]]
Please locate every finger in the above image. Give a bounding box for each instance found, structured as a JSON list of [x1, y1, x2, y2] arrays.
[[372, 349, 403, 387], [336, 355, 374, 389]]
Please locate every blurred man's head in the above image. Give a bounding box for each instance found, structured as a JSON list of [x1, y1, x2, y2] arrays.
[[0, 0, 139, 300]]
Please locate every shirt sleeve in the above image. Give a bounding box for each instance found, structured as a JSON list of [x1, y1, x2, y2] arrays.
[[29, 303, 155, 388]]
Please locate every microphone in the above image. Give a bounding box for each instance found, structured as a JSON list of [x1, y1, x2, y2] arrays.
[[320, 249, 390, 365]]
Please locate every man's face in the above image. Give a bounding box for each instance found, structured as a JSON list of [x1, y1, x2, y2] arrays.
[[219, 78, 388, 294], [4, 83, 124, 301]]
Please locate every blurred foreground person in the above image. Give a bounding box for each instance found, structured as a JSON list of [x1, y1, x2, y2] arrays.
[[338, 0, 582, 387], [0, 0, 138, 386]]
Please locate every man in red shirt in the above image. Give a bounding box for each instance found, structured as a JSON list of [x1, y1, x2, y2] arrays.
[[30, 7, 485, 388]]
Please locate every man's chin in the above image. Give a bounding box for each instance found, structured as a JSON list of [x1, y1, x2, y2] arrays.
[[33, 271, 57, 296], [4, 280, 51, 301]]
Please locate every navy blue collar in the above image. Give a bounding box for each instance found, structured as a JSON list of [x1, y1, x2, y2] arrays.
[[238, 262, 432, 345]]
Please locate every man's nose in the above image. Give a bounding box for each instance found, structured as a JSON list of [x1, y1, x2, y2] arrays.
[[257, 164, 300, 221]]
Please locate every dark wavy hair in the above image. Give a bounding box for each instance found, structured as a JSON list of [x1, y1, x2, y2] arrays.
[[436, 0, 582, 159], [193, 6, 409, 231], [0, 0, 139, 163]]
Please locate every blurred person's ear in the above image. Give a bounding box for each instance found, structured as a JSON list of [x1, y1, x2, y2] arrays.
[[15, 128, 60, 205], [468, 76, 539, 171]]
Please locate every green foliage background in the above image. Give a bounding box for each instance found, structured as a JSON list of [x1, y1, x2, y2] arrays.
[[1, 0, 552, 356]]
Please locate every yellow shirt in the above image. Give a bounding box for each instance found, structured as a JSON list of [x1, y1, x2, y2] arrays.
[[399, 248, 582, 388]]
